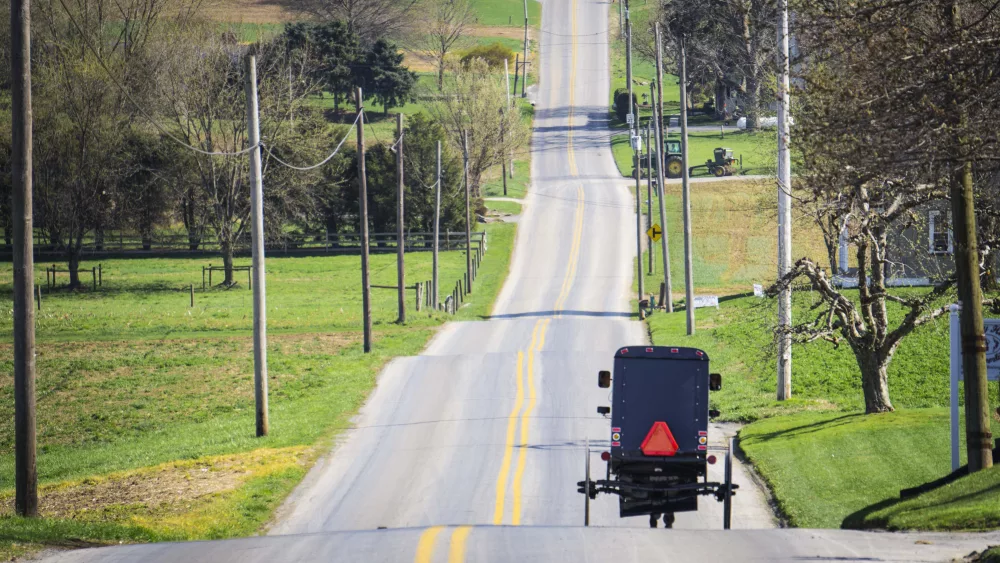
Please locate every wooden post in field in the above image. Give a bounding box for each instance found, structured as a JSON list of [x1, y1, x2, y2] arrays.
[[35, 285, 40, 311], [395, 113, 406, 324], [356, 87, 373, 353], [463, 130, 472, 295], [12, 0, 38, 516], [245, 54, 270, 436], [190, 284, 194, 308], [415, 283, 422, 312], [433, 142, 441, 308]]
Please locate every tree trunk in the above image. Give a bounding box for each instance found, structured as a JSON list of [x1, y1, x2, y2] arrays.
[[744, 72, 759, 132], [67, 246, 82, 289], [221, 241, 234, 286], [857, 351, 894, 413]]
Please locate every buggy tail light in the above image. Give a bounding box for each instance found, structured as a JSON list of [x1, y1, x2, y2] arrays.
[[707, 455, 717, 465], [640, 421, 679, 456], [601, 451, 610, 461]]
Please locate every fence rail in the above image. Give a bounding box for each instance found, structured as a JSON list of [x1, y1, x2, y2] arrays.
[[3, 231, 486, 259]]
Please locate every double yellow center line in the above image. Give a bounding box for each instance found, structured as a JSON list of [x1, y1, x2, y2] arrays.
[[414, 525, 472, 563], [493, 318, 550, 525]]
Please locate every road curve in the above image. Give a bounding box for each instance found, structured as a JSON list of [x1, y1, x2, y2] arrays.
[[36, 0, 1000, 561]]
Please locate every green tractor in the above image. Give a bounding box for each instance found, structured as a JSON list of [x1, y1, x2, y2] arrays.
[[689, 147, 741, 177], [636, 140, 684, 179]]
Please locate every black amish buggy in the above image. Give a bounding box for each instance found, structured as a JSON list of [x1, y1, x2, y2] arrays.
[[578, 346, 737, 529]]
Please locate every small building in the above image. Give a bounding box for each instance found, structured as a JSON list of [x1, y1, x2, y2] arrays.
[[833, 202, 958, 287]]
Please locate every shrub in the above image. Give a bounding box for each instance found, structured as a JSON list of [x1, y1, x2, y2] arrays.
[[460, 43, 516, 69], [614, 89, 637, 123]]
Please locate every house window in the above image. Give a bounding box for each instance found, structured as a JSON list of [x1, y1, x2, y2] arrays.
[[929, 211, 953, 254]]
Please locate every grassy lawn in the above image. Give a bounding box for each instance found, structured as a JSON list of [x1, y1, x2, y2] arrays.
[[0, 222, 515, 557], [470, 0, 542, 27], [485, 200, 523, 215], [740, 409, 1000, 529], [612, 130, 775, 178], [633, 179, 827, 300], [849, 462, 1000, 531]]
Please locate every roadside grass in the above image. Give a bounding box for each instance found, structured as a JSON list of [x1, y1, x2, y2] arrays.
[[611, 130, 775, 178], [485, 200, 523, 215], [0, 223, 515, 557], [739, 409, 1000, 529], [848, 462, 1000, 531], [0, 447, 309, 557]]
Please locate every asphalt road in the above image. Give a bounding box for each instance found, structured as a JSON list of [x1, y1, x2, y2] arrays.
[[39, 0, 1000, 561]]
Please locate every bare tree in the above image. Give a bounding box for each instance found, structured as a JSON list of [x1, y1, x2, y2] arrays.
[[157, 24, 318, 284], [28, 0, 172, 287], [658, 0, 776, 127], [428, 59, 529, 198], [419, 0, 475, 91]]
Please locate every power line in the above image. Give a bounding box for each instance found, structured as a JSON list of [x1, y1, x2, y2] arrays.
[[55, 0, 262, 158], [265, 111, 362, 171]]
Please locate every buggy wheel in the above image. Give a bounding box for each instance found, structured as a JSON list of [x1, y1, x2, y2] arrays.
[[723, 437, 734, 530], [584, 439, 591, 527], [712, 165, 726, 177], [663, 513, 675, 529]]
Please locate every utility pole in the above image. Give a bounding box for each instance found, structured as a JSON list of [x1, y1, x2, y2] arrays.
[[776, 0, 792, 400], [356, 87, 373, 352], [396, 113, 406, 324], [654, 23, 673, 313], [949, 1, 992, 472], [501, 113, 508, 196], [513, 54, 521, 97], [627, 18, 643, 302], [646, 94, 654, 276], [679, 36, 694, 335], [433, 141, 441, 308], [11, 0, 37, 517], [522, 0, 529, 98], [463, 129, 472, 295], [505, 59, 515, 178], [244, 55, 269, 437]]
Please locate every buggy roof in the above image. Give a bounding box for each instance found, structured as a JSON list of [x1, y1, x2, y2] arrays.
[[614, 346, 710, 361]]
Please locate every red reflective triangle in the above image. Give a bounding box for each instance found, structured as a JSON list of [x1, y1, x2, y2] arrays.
[[640, 421, 679, 456]]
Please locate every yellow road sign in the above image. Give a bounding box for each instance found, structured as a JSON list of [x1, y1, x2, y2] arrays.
[[647, 224, 662, 242]]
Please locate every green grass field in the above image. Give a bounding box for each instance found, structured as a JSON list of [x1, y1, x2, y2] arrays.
[[849, 462, 1000, 531], [470, 0, 542, 28], [0, 222, 515, 556], [633, 179, 827, 298], [740, 410, 1000, 529]]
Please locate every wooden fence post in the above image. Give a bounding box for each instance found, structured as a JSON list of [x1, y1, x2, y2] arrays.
[[415, 283, 423, 312], [35, 285, 40, 311], [208, 265, 212, 288], [98, 263, 102, 286], [91, 268, 96, 291], [190, 284, 195, 308], [202, 266, 206, 290]]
